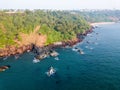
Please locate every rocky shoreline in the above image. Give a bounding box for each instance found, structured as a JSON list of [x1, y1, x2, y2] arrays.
[[0, 45, 32, 57], [0, 28, 93, 58]]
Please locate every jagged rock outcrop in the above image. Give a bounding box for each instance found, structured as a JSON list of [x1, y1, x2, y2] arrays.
[[0, 28, 93, 58]]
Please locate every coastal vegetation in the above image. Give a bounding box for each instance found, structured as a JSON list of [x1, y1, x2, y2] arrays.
[[0, 10, 90, 48], [1, 9, 119, 50], [71, 10, 120, 23]]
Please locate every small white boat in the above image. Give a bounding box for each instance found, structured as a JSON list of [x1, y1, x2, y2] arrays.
[[46, 67, 56, 77], [33, 58, 40, 63]]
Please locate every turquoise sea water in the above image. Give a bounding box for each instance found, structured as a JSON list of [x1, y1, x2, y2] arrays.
[[0, 23, 120, 90]]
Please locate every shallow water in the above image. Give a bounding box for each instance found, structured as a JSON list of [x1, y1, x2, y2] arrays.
[[0, 23, 120, 90]]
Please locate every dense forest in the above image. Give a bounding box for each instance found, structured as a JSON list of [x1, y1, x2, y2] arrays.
[[0, 10, 90, 49], [1, 9, 119, 49], [71, 10, 120, 22]]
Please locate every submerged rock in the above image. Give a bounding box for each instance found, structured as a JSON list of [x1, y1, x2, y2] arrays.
[[35, 53, 48, 60], [0, 65, 10, 72], [78, 49, 84, 55], [50, 50, 59, 57]]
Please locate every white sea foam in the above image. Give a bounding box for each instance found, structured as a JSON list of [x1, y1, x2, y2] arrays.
[[33, 58, 40, 63]]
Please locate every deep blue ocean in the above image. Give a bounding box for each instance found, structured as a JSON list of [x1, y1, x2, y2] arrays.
[[0, 23, 120, 90]]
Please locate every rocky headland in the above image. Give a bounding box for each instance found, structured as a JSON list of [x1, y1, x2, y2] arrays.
[[0, 28, 93, 59]]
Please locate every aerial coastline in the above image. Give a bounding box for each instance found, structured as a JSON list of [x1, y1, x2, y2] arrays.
[[0, 9, 120, 58], [0, 28, 93, 58], [0, 10, 91, 58], [1, 0, 120, 90]]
